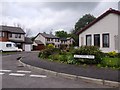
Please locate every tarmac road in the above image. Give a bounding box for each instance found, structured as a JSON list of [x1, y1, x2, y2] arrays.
[[1, 52, 112, 88]]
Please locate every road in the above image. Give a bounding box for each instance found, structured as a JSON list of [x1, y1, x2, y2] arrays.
[[1, 52, 111, 88]]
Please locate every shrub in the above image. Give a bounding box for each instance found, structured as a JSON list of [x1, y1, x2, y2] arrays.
[[38, 49, 51, 58], [66, 55, 77, 64], [73, 46, 103, 64], [117, 53, 120, 58], [58, 55, 68, 62], [47, 44, 55, 49], [60, 44, 67, 50], [38, 48, 61, 59], [52, 54, 59, 60], [108, 51, 117, 58]]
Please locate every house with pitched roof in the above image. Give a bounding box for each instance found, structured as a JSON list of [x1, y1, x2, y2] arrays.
[[33, 32, 60, 50], [60, 37, 74, 48], [33, 32, 74, 50], [0, 25, 25, 50], [77, 8, 120, 53]]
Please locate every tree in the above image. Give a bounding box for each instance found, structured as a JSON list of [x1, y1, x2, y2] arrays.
[[75, 14, 96, 33], [25, 28, 32, 37], [71, 14, 96, 46], [13, 23, 32, 37], [69, 29, 79, 46], [55, 30, 68, 38]]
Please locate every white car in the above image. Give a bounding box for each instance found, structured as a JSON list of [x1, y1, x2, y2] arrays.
[[0, 42, 22, 52]]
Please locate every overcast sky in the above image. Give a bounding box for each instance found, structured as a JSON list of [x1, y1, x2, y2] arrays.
[[0, 0, 119, 36]]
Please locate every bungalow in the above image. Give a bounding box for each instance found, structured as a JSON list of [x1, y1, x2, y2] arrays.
[[78, 8, 120, 53]]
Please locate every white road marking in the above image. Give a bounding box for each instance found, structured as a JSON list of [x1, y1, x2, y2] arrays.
[[0, 69, 11, 72], [0, 73, 5, 75], [30, 75, 47, 78], [9, 73, 25, 77], [17, 70, 31, 73]]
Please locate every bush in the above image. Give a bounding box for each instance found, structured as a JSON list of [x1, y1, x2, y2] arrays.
[[66, 55, 76, 64], [117, 53, 120, 58], [51, 54, 59, 60], [47, 44, 55, 49], [73, 46, 103, 64], [58, 55, 68, 62], [38, 48, 61, 59], [108, 51, 117, 58]]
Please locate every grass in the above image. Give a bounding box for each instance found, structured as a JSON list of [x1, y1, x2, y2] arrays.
[[101, 57, 120, 69], [0, 51, 17, 54]]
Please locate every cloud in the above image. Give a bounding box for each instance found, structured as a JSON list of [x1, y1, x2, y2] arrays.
[[0, 1, 118, 36]]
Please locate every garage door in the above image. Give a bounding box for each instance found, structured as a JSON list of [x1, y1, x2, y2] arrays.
[[25, 44, 31, 51], [33, 44, 45, 50]]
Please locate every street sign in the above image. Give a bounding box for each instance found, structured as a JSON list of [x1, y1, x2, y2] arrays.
[[74, 55, 95, 59]]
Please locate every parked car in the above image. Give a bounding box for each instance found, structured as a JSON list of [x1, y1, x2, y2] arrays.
[[0, 42, 22, 52]]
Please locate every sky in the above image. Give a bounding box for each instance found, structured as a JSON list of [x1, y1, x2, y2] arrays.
[[0, 0, 119, 36]]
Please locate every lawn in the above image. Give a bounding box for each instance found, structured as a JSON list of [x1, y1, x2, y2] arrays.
[[101, 57, 120, 68], [0, 51, 17, 55]]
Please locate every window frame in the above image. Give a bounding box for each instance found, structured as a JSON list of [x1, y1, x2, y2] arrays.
[[0, 32, 5, 37], [102, 33, 109, 48], [9, 33, 12, 38], [6, 44, 12, 47], [15, 34, 18, 38], [0, 32, 2, 37], [86, 34, 92, 46], [47, 38, 50, 41], [94, 34, 100, 47], [18, 34, 21, 38]]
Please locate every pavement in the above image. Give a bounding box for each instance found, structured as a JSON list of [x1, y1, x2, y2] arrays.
[[20, 51, 120, 83], [1, 52, 111, 88]]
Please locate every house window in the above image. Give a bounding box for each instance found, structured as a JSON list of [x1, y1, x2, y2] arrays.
[[64, 41, 66, 44], [2, 32, 5, 37], [55, 39, 57, 42], [15, 34, 18, 38], [0, 32, 2, 37], [51, 39, 53, 41], [61, 41, 64, 43], [86, 35, 92, 46], [0, 32, 5, 37], [103, 33, 109, 47], [55, 39, 59, 42], [47, 38, 50, 41], [9, 33, 12, 38], [18, 34, 21, 38], [6, 44, 12, 47], [94, 34, 100, 47]]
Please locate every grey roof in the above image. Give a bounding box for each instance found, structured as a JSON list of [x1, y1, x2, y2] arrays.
[[40, 33, 59, 39], [60, 38, 67, 41], [0, 25, 25, 34], [25, 37, 33, 44], [34, 40, 44, 45], [9, 40, 25, 43]]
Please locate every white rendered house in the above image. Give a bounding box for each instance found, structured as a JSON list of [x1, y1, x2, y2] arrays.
[[78, 9, 120, 53]]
